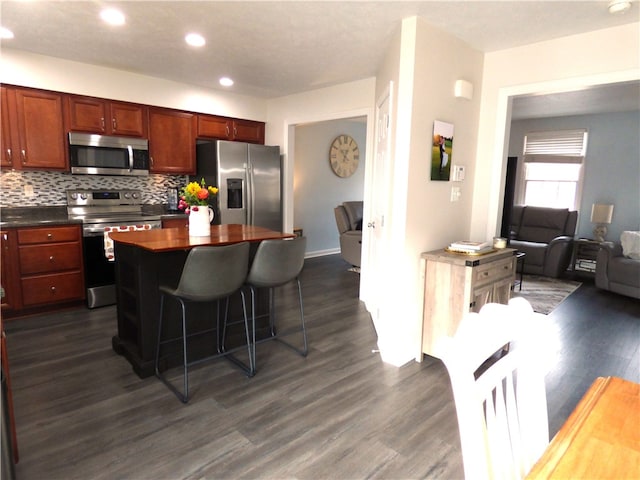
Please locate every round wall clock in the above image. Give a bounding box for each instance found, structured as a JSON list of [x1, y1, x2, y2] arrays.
[[329, 134, 360, 178]]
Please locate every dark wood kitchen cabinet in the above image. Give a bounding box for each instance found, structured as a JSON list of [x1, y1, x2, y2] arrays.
[[66, 95, 148, 137], [1, 230, 19, 313], [148, 107, 196, 174], [162, 217, 188, 229], [3, 225, 85, 317], [1, 86, 15, 168], [1, 86, 68, 171], [197, 114, 265, 144]]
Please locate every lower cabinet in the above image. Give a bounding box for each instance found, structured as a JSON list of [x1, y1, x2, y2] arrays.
[[162, 217, 188, 229], [420, 248, 517, 358], [2, 225, 85, 316]]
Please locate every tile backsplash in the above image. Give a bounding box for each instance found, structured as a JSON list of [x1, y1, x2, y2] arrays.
[[0, 170, 187, 207]]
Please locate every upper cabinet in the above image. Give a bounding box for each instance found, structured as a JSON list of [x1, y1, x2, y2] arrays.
[[1, 86, 67, 171], [198, 115, 265, 144], [148, 107, 196, 174], [1, 84, 265, 174], [1, 87, 14, 168], [66, 95, 148, 137]]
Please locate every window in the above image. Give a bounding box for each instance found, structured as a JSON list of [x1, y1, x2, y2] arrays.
[[521, 129, 588, 209]]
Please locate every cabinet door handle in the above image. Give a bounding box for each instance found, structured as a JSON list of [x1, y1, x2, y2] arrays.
[[101, 117, 105, 130], [233, 127, 237, 136], [225, 125, 230, 136], [6, 148, 12, 164], [47, 233, 53, 240], [150, 156, 154, 167], [49, 256, 55, 262], [21, 149, 26, 164], [50, 286, 57, 294], [112, 118, 117, 130]]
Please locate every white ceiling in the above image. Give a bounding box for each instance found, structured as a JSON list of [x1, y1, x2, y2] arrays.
[[1, 1, 639, 117]]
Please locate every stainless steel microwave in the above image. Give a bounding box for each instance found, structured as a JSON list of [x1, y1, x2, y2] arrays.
[[68, 132, 150, 176]]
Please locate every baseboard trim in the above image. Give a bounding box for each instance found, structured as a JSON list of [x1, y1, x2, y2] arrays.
[[305, 248, 340, 259]]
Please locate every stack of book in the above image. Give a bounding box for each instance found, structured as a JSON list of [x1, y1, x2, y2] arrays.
[[447, 240, 493, 254]]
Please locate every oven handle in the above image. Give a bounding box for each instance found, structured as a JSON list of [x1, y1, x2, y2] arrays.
[[128, 145, 134, 173], [82, 221, 162, 237]]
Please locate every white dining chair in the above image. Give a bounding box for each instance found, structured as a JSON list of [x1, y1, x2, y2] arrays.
[[437, 297, 550, 480]]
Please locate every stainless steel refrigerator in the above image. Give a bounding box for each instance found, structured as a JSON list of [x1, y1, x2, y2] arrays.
[[193, 140, 282, 231]]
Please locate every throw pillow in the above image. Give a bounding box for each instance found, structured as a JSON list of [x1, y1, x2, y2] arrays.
[[621, 231, 640, 260]]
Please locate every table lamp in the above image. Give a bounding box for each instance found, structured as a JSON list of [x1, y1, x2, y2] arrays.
[[590, 203, 614, 242]]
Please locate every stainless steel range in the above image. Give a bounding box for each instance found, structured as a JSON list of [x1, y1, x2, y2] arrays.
[[67, 189, 162, 308]]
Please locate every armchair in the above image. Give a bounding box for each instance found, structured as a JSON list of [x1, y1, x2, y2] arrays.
[[508, 205, 578, 278], [334, 201, 363, 267]]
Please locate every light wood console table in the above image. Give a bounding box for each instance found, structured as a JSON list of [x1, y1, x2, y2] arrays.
[[420, 248, 517, 358]]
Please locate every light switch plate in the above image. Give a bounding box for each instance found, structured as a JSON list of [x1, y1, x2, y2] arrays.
[[24, 185, 34, 197], [451, 165, 465, 182], [450, 186, 461, 202]]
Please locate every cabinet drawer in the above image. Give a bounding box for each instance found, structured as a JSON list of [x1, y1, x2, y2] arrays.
[[21, 271, 84, 306], [19, 243, 82, 275], [18, 226, 80, 244], [473, 258, 514, 285], [162, 218, 188, 229]]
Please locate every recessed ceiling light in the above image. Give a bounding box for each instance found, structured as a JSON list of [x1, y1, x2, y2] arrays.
[[219, 77, 234, 87], [100, 8, 125, 26], [185, 33, 206, 47], [608, 0, 632, 14], [0, 27, 14, 39]]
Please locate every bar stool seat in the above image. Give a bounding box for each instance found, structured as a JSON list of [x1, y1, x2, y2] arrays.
[[155, 242, 252, 403], [243, 236, 308, 373]]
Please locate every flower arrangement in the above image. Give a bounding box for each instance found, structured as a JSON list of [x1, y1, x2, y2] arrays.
[[178, 178, 218, 213]]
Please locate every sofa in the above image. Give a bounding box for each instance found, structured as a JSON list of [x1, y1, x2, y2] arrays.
[[508, 205, 578, 278], [595, 231, 640, 299], [334, 201, 363, 267]]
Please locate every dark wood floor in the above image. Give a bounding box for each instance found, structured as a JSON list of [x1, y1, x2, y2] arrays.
[[4, 255, 639, 479]]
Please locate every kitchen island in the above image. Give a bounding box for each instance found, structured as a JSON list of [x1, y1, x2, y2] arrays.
[[108, 224, 295, 378]]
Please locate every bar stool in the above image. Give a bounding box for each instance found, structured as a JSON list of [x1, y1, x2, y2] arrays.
[[154, 242, 252, 403], [242, 236, 308, 373]]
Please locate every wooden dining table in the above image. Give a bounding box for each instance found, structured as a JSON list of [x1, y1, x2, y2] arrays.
[[526, 376, 640, 479]]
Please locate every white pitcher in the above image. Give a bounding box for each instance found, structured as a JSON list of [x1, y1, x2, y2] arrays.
[[188, 206, 214, 237]]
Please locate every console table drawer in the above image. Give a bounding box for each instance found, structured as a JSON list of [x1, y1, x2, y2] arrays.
[[473, 257, 515, 285]]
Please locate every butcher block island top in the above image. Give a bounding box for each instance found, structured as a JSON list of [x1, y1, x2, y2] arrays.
[[108, 223, 295, 252]]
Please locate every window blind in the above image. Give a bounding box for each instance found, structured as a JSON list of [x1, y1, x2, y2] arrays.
[[523, 129, 588, 163]]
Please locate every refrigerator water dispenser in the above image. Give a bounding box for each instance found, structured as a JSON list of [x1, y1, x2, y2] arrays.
[[227, 178, 243, 209]]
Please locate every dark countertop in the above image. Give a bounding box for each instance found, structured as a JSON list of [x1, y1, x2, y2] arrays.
[[0, 205, 187, 228]]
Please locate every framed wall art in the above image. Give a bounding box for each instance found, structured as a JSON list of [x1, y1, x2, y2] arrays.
[[431, 120, 454, 181]]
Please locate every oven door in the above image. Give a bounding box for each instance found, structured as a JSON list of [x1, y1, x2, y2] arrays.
[[83, 220, 161, 308]]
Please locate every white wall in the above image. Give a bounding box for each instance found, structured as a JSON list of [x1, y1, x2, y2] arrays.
[[0, 48, 267, 121], [294, 119, 366, 256], [372, 17, 484, 365], [266, 78, 376, 234], [472, 23, 640, 241], [509, 111, 640, 241]]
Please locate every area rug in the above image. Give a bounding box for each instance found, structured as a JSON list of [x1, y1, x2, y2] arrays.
[[512, 275, 582, 315]]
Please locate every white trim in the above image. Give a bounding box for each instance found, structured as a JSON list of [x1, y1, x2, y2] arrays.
[[488, 69, 640, 239], [304, 248, 340, 258]]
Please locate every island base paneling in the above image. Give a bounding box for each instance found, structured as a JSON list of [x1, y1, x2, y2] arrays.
[[111, 242, 271, 378]]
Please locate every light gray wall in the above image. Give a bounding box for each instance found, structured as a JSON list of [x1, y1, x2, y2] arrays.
[[509, 110, 640, 241], [294, 118, 366, 256]]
